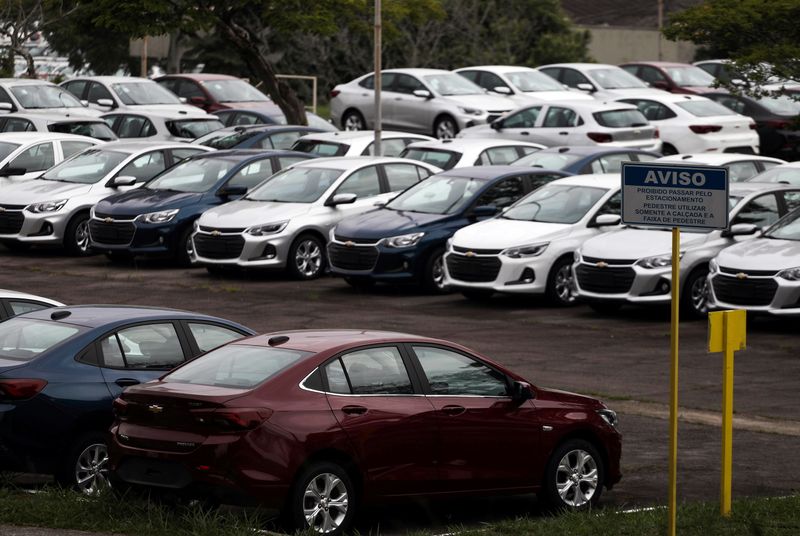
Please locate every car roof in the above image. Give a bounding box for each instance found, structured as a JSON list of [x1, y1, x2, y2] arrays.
[[236, 329, 444, 353], [536, 145, 657, 156], [5, 112, 107, 122], [0, 78, 56, 86], [438, 165, 569, 180], [189, 148, 306, 161], [614, 93, 713, 104], [0, 289, 63, 306], [656, 154, 785, 165], [0, 131, 99, 142], [101, 110, 216, 120], [455, 65, 537, 73], [381, 68, 454, 76], [91, 140, 214, 153], [20, 304, 231, 328], [545, 99, 638, 112], [621, 61, 693, 68], [155, 73, 239, 81], [298, 130, 431, 142], [548, 173, 620, 189], [63, 76, 156, 85], [294, 156, 422, 171], [210, 124, 317, 134], [730, 182, 800, 196], [407, 138, 544, 150], [538, 63, 619, 70]]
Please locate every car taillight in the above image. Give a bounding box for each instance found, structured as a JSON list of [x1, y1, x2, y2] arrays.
[[749, 122, 757, 130], [192, 408, 273, 431], [587, 132, 613, 143], [653, 127, 660, 139], [0, 379, 47, 400], [112, 397, 129, 418], [689, 125, 723, 134], [764, 119, 791, 130], [329, 89, 340, 98]]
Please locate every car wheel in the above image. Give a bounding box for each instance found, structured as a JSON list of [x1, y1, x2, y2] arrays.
[[546, 256, 577, 306], [661, 143, 679, 156], [681, 267, 710, 319], [434, 115, 459, 139], [288, 234, 325, 280], [287, 461, 356, 535], [461, 288, 494, 301], [588, 300, 623, 314], [540, 439, 604, 512], [57, 432, 110, 496], [422, 249, 449, 294], [342, 110, 365, 131], [176, 227, 196, 267], [1, 240, 30, 252], [64, 213, 92, 256], [344, 276, 375, 291]]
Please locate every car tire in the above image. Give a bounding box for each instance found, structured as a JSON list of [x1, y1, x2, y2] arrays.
[[64, 212, 92, 256], [546, 256, 577, 307], [342, 110, 366, 131], [661, 143, 679, 156], [422, 249, 449, 294], [176, 226, 196, 267], [539, 438, 604, 512], [588, 300, 623, 314], [56, 432, 110, 496], [461, 288, 494, 301], [1, 240, 30, 252], [286, 461, 356, 535], [434, 115, 459, 139], [344, 276, 375, 291], [288, 234, 326, 280], [681, 266, 710, 319]]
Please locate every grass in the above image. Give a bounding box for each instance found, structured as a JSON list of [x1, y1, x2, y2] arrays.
[[0, 487, 797, 535]]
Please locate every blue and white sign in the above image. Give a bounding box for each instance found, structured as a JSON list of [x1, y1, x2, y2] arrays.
[[621, 162, 729, 230]]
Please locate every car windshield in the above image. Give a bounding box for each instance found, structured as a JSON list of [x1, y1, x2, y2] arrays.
[[765, 209, 800, 240], [146, 157, 236, 193], [505, 70, 564, 92], [165, 344, 310, 389], [40, 149, 128, 184], [400, 148, 459, 170], [588, 68, 649, 89], [291, 139, 348, 156], [0, 318, 82, 361], [676, 100, 736, 117], [664, 66, 716, 87], [513, 151, 581, 169], [423, 74, 484, 96], [112, 82, 182, 105], [387, 175, 483, 214], [49, 121, 117, 140], [502, 184, 608, 224], [10, 84, 83, 109], [166, 119, 223, 139], [594, 109, 649, 127], [748, 166, 800, 186], [758, 95, 800, 115], [198, 129, 262, 149], [728, 195, 744, 211], [0, 141, 21, 161], [246, 166, 342, 203], [201, 79, 270, 103]]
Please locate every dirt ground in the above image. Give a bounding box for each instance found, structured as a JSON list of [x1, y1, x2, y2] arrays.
[[1, 246, 798, 532]]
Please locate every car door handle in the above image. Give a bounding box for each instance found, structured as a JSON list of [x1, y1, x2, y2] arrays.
[[115, 378, 140, 388], [558, 131, 569, 135], [520, 131, 529, 135], [342, 405, 368, 415], [394, 97, 403, 101], [442, 405, 466, 416]]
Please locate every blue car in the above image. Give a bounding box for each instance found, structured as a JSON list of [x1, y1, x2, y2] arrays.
[[329, 166, 571, 292], [89, 149, 314, 264], [192, 124, 331, 151], [212, 107, 337, 131], [512, 146, 661, 175], [0, 305, 253, 493]]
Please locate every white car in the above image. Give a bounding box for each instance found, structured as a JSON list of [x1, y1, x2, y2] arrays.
[[537, 63, 669, 99], [0, 132, 102, 185], [746, 161, 800, 186], [0, 289, 63, 319], [191, 157, 442, 279], [708, 207, 800, 315], [443, 174, 622, 304], [614, 94, 759, 155], [101, 111, 224, 142], [60, 76, 206, 115], [574, 182, 800, 317], [458, 100, 662, 152], [454, 65, 593, 105], [290, 131, 434, 157], [654, 153, 786, 182], [0, 79, 102, 117], [399, 138, 545, 170], [0, 113, 117, 141]]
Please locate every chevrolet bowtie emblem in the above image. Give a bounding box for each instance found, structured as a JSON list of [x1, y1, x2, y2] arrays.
[[736, 272, 748, 280], [596, 261, 609, 268], [0, 207, 5, 213], [147, 404, 164, 414], [103, 217, 113, 223], [211, 230, 221, 237], [345, 241, 354, 247], [465, 251, 475, 257]]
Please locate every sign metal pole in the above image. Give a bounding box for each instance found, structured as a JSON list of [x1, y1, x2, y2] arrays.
[[668, 226, 680, 536]]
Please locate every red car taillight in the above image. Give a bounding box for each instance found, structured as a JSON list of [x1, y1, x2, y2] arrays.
[[653, 127, 660, 138], [112, 397, 129, 418], [0, 379, 47, 400], [587, 132, 613, 143], [749, 122, 757, 130], [689, 125, 723, 134], [764, 119, 791, 130], [192, 408, 273, 431], [329, 89, 341, 98]]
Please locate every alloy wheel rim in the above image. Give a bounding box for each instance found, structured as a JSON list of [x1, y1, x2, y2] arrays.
[[555, 449, 598, 507], [75, 443, 109, 496], [344, 115, 363, 131], [691, 275, 709, 313], [296, 240, 322, 277], [555, 264, 576, 303], [432, 254, 445, 289], [436, 120, 456, 139], [76, 220, 90, 252], [303, 472, 349, 534]]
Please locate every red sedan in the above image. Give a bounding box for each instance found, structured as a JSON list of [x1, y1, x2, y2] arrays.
[[108, 330, 621, 534]]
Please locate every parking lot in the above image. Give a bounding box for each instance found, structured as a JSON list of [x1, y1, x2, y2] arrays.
[[2, 243, 798, 532]]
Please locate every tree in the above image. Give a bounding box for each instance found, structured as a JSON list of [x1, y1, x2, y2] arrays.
[[663, 0, 800, 93]]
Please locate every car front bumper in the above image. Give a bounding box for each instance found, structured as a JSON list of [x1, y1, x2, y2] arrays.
[[707, 269, 800, 315], [327, 238, 435, 282], [573, 258, 675, 305], [442, 248, 553, 295], [0, 206, 71, 246], [190, 227, 293, 269], [88, 216, 183, 255]]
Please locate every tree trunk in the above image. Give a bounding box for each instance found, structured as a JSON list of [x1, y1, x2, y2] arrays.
[[12, 41, 36, 78]]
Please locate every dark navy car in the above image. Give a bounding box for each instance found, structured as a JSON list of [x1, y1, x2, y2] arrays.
[[212, 107, 337, 131], [512, 146, 660, 175], [0, 305, 253, 493], [192, 124, 330, 151], [329, 166, 571, 292], [89, 149, 314, 264]]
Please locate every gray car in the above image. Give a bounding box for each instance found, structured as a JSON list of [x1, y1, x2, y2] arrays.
[[101, 111, 224, 142], [60, 76, 205, 115], [454, 65, 594, 106], [0, 132, 102, 185], [329, 69, 515, 139], [537, 63, 669, 100], [0, 79, 102, 117], [192, 156, 441, 279], [0, 141, 213, 254], [399, 138, 545, 170], [0, 113, 117, 141]]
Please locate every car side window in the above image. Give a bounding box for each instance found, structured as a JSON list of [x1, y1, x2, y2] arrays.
[[116, 151, 166, 181], [560, 68, 591, 88], [10, 142, 55, 171], [87, 82, 113, 104], [260, 131, 303, 150], [590, 153, 629, 174], [226, 159, 274, 190], [61, 141, 94, 158], [479, 71, 508, 91], [336, 166, 381, 198], [331, 346, 414, 395], [623, 99, 676, 121], [732, 193, 779, 227], [232, 113, 260, 126], [543, 106, 578, 128], [783, 192, 800, 212], [393, 74, 425, 95], [178, 80, 204, 99], [413, 346, 508, 396], [595, 191, 622, 217], [502, 107, 540, 128], [63, 80, 87, 99], [711, 95, 746, 114], [187, 322, 243, 353], [99, 323, 185, 369], [7, 300, 50, 316], [358, 75, 374, 90], [727, 161, 759, 182], [638, 66, 667, 84], [362, 138, 408, 157], [3, 118, 34, 132], [0, 87, 13, 107], [474, 177, 525, 208], [760, 161, 780, 172], [620, 65, 640, 77], [383, 163, 422, 191], [277, 156, 307, 169], [477, 146, 523, 165], [457, 70, 479, 83], [634, 153, 658, 163], [115, 115, 146, 138]]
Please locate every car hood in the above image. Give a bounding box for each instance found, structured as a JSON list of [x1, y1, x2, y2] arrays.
[[581, 228, 707, 260], [199, 199, 311, 227], [535, 386, 603, 408], [0, 179, 92, 204], [336, 209, 451, 239], [96, 188, 204, 216], [442, 94, 515, 111], [0, 176, 35, 188], [127, 104, 207, 115], [452, 218, 571, 249], [715, 238, 800, 271]]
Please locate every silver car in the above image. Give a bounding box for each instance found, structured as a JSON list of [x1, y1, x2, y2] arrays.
[[399, 138, 545, 170], [454, 65, 594, 106], [0, 289, 63, 319], [0, 113, 117, 141], [537, 63, 669, 99], [101, 111, 224, 142], [0, 132, 102, 185], [0, 141, 213, 254], [574, 183, 800, 317], [60, 76, 205, 115], [329, 69, 515, 138], [0, 79, 102, 117], [290, 131, 434, 157], [458, 100, 662, 151], [191, 157, 441, 279]]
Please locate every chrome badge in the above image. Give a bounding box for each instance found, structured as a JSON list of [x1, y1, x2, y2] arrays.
[[103, 217, 113, 223], [147, 404, 164, 414], [465, 251, 475, 257], [736, 272, 748, 280], [211, 230, 221, 237], [345, 241, 354, 247], [596, 261, 609, 268]]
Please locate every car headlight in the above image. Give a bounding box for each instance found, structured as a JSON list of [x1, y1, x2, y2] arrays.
[[778, 266, 800, 281], [246, 221, 289, 236], [574, 250, 581, 262], [502, 242, 548, 258], [383, 232, 425, 248], [329, 226, 337, 242], [458, 106, 483, 116], [597, 408, 618, 428], [446, 237, 453, 249], [26, 199, 68, 213], [136, 209, 179, 224], [193, 219, 200, 231], [636, 255, 672, 269], [709, 258, 719, 273]]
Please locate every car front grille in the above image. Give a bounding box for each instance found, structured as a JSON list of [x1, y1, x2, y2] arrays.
[[575, 264, 636, 294], [328, 243, 379, 271], [0, 209, 24, 234], [194, 234, 245, 260], [446, 254, 501, 283], [199, 225, 246, 233], [89, 219, 135, 245], [712, 276, 778, 306]]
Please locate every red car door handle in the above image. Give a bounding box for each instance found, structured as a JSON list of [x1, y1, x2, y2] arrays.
[[442, 405, 466, 416], [342, 405, 368, 415]]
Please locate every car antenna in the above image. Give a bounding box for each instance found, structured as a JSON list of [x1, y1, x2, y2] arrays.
[[268, 335, 290, 346], [51, 310, 71, 320]]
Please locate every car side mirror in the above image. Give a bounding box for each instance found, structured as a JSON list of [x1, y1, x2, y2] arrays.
[[471, 205, 498, 219], [490, 120, 503, 130], [217, 185, 247, 198], [576, 82, 595, 93], [189, 96, 208, 106], [179, 97, 188, 103], [96, 98, 115, 108], [80, 99, 89, 106], [493, 86, 513, 95], [413, 89, 433, 99], [326, 193, 357, 207], [373, 200, 387, 207], [511, 380, 534, 402], [720, 222, 759, 238], [0, 166, 26, 176], [110, 175, 137, 187], [0, 102, 12, 112], [593, 214, 621, 227]]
